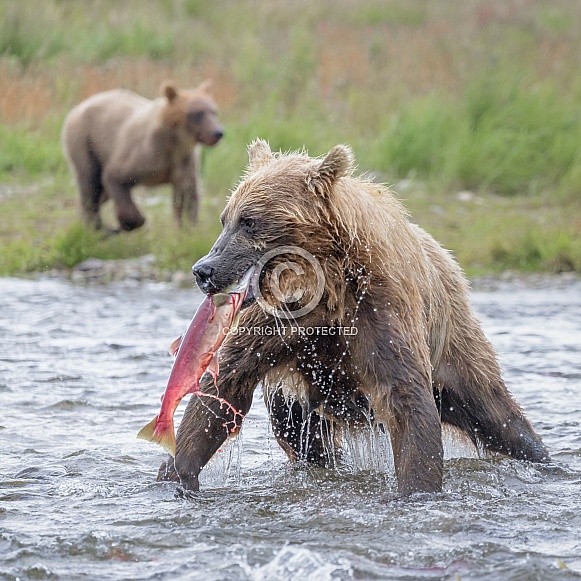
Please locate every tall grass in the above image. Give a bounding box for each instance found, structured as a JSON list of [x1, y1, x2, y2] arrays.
[[0, 124, 64, 176], [370, 75, 581, 195]]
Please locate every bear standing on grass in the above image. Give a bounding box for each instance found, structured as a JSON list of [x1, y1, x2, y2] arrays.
[[62, 80, 223, 232], [158, 140, 548, 496]]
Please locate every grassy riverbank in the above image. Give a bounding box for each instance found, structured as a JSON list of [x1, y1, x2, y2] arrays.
[[1, 0, 580, 276]]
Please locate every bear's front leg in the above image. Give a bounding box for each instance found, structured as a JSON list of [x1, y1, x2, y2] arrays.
[[159, 337, 265, 490], [384, 377, 443, 495], [357, 306, 443, 495], [171, 151, 199, 226], [173, 383, 248, 490]]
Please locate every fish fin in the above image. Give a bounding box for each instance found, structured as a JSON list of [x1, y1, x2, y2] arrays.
[[168, 335, 183, 357], [137, 417, 176, 457], [231, 312, 241, 332]]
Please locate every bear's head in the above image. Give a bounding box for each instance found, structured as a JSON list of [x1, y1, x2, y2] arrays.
[[193, 140, 357, 315], [160, 80, 224, 146]]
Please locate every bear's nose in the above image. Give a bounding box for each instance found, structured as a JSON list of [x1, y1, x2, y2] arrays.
[[192, 261, 216, 293], [213, 129, 224, 141]]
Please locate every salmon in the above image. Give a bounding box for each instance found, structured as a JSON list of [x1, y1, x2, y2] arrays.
[[137, 274, 250, 456]]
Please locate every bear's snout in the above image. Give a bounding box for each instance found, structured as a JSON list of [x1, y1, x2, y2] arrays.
[[199, 127, 224, 147], [192, 260, 217, 294]]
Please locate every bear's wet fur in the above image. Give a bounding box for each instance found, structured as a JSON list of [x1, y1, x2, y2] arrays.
[[158, 140, 549, 496], [62, 80, 223, 232]]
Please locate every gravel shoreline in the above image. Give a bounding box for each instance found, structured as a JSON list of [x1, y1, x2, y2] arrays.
[[56, 254, 194, 287], [24, 253, 581, 292], [469, 270, 580, 292]]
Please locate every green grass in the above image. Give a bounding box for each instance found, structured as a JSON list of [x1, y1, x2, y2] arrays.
[[348, 2, 428, 26], [368, 76, 581, 196], [408, 193, 581, 275], [0, 3, 65, 66], [0, 172, 225, 276], [488, 227, 581, 273], [83, 22, 176, 62], [0, 2, 176, 65], [1, 167, 578, 277], [0, 123, 65, 176]]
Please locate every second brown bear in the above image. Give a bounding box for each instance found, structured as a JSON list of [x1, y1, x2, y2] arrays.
[[62, 80, 223, 232]]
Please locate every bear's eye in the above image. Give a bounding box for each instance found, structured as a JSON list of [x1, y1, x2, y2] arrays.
[[240, 217, 256, 231], [188, 111, 205, 123]]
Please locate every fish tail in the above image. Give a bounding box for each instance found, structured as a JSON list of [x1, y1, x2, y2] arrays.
[[137, 417, 176, 457]]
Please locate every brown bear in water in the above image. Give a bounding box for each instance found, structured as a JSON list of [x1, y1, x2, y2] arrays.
[[158, 140, 548, 496], [62, 80, 223, 232]]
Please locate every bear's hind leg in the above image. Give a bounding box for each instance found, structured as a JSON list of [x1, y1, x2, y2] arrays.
[[264, 384, 341, 467], [434, 361, 549, 463], [102, 169, 145, 231], [68, 147, 105, 229]]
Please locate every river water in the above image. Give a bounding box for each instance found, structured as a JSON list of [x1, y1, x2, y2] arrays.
[[0, 275, 580, 580]]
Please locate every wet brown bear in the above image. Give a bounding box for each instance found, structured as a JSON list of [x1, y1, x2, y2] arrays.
[[158, 140, 548, 496], [62, 80, 223, 232]]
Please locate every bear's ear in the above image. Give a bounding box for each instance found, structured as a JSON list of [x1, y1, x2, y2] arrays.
[[247, 139, 273, 171], [161, 81, 178, 102], [197, 79, 213, 95], [308, 145, 354, 196]]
